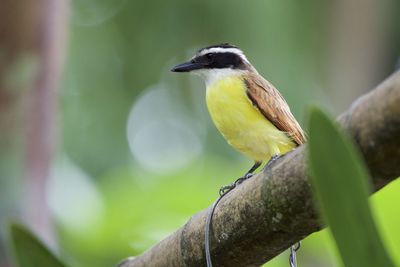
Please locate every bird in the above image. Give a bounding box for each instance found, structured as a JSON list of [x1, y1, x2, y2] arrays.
[[171, 43, 306, 180]]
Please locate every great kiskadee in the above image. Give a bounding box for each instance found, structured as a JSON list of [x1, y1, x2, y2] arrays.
[[171, 44, 306, 178]]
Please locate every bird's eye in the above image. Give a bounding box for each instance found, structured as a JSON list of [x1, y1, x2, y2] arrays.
[[205, 53, 213, 60]]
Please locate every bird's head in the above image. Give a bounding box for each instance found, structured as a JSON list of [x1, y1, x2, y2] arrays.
[[171, 43, 254, 85]]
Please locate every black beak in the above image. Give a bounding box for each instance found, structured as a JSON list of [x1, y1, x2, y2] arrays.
[[171, 61, 205, 72]]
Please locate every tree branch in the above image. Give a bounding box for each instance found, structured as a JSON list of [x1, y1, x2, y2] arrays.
[[119, 71, 400, 267]]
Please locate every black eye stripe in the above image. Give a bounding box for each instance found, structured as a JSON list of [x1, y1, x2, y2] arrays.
[[208, 52, 245, 69], [191, 52, 247, 70]]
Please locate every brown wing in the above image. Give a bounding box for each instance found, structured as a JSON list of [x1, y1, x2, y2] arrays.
[[244, 72, 306, 145]]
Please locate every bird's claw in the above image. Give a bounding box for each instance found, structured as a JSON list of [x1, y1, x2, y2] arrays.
[[265, 155, 279, 169], [244, 172, 253, 179], [219, 184, 235, 196], [219, 173, 254, 196]]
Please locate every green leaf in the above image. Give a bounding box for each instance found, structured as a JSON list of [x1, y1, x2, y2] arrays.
[[10, 223, 67, 267], [308, 108, 395, 267]]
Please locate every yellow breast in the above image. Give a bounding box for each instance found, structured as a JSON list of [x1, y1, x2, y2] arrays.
[[206, 75, 296, 162]]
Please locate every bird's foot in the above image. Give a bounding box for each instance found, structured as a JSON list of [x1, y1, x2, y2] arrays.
[[244, 172, 254, 179], [219, 183, 235, 196], [264, 155, 279, 169], [219, 172, 254, 196]]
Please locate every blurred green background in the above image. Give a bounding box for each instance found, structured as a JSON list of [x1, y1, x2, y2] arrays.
[[1, 0, 400, 266]]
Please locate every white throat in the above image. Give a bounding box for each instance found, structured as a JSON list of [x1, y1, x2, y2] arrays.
[[194, 68, 244, 87]]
